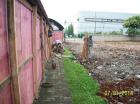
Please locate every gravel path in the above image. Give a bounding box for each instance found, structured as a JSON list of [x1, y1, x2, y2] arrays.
[[33, 57, 72, 104]]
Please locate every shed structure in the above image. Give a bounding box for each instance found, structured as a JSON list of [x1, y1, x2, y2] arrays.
[[48, 18, 64, 42], [0, 0, 52, 104]]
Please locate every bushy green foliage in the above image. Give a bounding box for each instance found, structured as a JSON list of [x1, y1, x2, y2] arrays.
[[123, 15, 140, 37], [78, 33, 84, 38], [109, 31, 122, 35]]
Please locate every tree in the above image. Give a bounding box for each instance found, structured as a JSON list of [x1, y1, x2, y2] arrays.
[[65, 24, 74, 37], [123, 16, 140, 37], [70, 24, 74, 37], [64, 27, 68, 34]]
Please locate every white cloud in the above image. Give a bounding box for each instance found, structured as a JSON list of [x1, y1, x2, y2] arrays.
[[41, 0, 140, 23]]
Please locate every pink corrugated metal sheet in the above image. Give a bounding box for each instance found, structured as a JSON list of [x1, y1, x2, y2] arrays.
[[15, 0, 32, 65], [0, 0, 10, 81], [15, 1, 34, 104], [0, 83, 13, 104], [15, 0, 22, 64], [0, 0, 12, 104], [19, 60, 34, 104], [52, 31, 64, 42]]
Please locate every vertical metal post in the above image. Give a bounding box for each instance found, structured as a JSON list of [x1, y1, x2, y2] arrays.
[[94, 12, 96, 35]]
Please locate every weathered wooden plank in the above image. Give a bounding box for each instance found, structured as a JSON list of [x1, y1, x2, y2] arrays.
[[46, 25, 49, 60], [18, 55, 33, 73], [7, 0, 21, 104], [18, 0, 33, 11], [32, 6, 38, 99], [36, 15, 43, 86], [48, 37, 53, 58], [40, 16, 45, 81], [0, 75, 11, 92]]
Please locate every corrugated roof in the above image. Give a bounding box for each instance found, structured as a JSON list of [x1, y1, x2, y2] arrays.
[[48, 18, 64, 31]]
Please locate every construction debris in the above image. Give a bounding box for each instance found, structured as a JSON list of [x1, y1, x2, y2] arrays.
[[52, 41, 64, 55], [64, 41, 140, 104]]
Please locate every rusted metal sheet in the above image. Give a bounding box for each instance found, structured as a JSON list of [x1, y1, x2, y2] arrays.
[[52, 31, 64, 42], [15, 0, 32, 65], [0, 83, 13, 104], [19, 60, 34, 104]]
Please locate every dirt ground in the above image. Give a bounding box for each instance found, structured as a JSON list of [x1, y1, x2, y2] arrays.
[[64, 41, 140, 104]]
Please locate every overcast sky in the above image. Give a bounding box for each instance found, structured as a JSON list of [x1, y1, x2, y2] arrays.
[[41, 0, 140, 24]]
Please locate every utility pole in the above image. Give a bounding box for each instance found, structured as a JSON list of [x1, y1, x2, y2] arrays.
[[94, 12, 96, 35], [102, 18, 104, 35]]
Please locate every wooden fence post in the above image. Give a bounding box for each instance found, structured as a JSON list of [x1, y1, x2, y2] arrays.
[[40, 16, 46, 81], [46, 25, 49, 59], [32, 6, 38, 99], [7, 0, 21, 104]]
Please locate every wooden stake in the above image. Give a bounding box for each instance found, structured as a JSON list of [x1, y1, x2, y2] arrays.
[[7, 0, 21, 104]]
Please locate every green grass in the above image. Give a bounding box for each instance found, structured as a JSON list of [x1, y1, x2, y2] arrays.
[[64, 48, 72, 55], [63, 49, 107, 104]]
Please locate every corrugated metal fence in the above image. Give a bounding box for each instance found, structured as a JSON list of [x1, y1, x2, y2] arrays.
[[0, 0, 52, 104]]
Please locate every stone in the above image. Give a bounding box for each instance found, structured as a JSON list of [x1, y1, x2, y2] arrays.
[[117, 102, 124, 104], [116, 78, 122, 81], [114, 72, 118, 75], [97, 65, 103, 69], [135, 74, 140, 79], [88, 73, 92, 76]]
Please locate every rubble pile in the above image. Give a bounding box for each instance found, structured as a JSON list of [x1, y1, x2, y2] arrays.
[[52, 43, 64, 54], [64, 41, 140, 104]]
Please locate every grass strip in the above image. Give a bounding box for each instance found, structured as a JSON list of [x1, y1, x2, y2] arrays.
[[63, 49, 107, 104]]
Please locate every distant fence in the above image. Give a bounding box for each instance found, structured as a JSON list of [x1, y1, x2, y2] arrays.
[[66, 35, 140, 43], [93, 35, 140, 41]]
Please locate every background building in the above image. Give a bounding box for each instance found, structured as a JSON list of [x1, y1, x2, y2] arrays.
[[74, 11, 139, 35]]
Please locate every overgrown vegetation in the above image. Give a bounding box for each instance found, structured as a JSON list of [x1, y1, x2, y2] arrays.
[[63, 49, 107, 104], [123, 15, 140, 37], [77, 30, 123, 38], [78, 33, 84, 38], [103, 30, 123, 35]]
